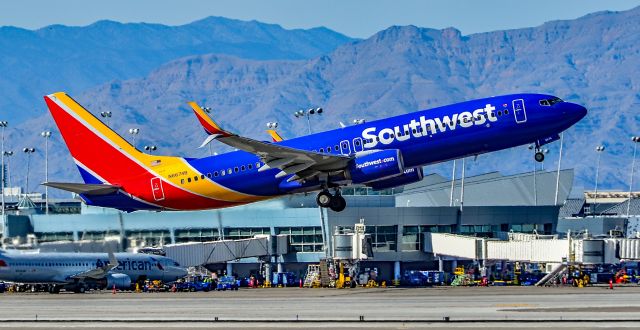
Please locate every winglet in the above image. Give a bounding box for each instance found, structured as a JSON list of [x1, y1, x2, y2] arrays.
[[267, 129, 283, 142], [187, 102, 234, 138], [107, 251, 118, 271]]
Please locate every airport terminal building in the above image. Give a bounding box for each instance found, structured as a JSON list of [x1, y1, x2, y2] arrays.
[[0, 169, 599, 280]]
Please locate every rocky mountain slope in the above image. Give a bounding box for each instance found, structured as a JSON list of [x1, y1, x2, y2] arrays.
[[7, 7, 640, 196]]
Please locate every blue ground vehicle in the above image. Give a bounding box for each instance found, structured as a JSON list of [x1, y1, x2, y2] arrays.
[[176, 276, 213, 292], [216, 276, 239, 291], [401, 271, 444, 286], [272, 272, 297, 287], [519, 273, 544, 286]]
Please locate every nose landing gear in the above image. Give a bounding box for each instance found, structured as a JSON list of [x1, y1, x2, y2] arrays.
[[534, 151, 545, 163], [316, 189, 347, 212]]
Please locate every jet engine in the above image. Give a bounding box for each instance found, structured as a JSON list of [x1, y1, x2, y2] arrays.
[[106, 273, 132, 290], [347, 149, 404, 184]]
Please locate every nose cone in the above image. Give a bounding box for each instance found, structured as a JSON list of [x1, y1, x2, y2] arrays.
[[176, 267, 188, 279], [557, 102, 587, 125], [567, 102, 588, 122]]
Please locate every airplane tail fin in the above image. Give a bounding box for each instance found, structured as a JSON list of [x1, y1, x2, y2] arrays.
[[44, 93, 151, 185], [187, 102, 234, 138], [267, 129, 284, 142]]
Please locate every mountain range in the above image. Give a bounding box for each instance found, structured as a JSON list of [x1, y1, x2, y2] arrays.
[[4, 7, 640, 197], [0, 17, 354, 123]]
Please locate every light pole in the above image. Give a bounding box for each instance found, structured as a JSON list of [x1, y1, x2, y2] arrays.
[[144, 145, 157, 153], [0, 121, 7, 218], [449, 160, 456, 207], [128, 128, 140, 149], [294, 108, 323, 134], [460, 157, 466, 211], [627, 136, 640, 218], [531, 148, 549, 206], [41, 131, 51, 215], [100, 111, 112, 127], [593, 145, 605, 214], [3, 151, 13, 203], [554, 133, 564, 205], [23, 148, 35, 195]]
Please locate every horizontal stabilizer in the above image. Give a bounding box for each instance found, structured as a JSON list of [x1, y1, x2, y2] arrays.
[[43, 182, 121, 196]]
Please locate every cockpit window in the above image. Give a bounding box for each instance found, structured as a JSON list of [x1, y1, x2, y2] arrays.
[[539, 97, 563, 106]]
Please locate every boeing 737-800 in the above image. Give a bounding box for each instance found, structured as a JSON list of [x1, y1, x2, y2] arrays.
[[43, 93, 586, 212]]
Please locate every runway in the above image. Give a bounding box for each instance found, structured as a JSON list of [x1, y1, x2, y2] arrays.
[[1, 286, 640, 328]]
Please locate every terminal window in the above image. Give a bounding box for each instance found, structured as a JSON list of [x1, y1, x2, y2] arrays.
[[35, 232, 73, 243], [175, 228, 219, 243], [125, 230, 171, 246], [78, 231, 120, 241], [365, 225, 397, 252], [224, 227, 270, 241], [402, 225, 454, 251], [276, 227, 323, 253]]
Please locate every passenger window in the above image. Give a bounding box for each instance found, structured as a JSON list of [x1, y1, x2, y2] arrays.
[[320, 148, 324, 153], [207, 173, 212, 178], [248, 164, 253, 170], [214, 171, 219, 177], [334, 145, 339, 151], [256, 162, 261, 168], [234, 167, 239, 173], [200, 174, 205, 179], [241, 165, 246, 171], [220, 171, 225, 176], [227, 169, 232, 174], [181, 179, 185, 184], [327, 146, 332, 152], [498, 111, 502, 116], [505, 110, 509, 115], [355, 140, 361, 146], [194, 176, 198, 181], [187, 177, 191, 183]]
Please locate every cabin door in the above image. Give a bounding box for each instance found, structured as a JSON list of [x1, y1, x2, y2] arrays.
[[512, 99, 527, 123], [151, 177, 165, 201]]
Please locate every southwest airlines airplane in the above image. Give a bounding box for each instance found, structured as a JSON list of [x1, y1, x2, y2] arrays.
[[43, 93, 587, 212]]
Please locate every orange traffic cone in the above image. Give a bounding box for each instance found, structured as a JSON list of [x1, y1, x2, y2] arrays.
[[112, 284, 116, 294]]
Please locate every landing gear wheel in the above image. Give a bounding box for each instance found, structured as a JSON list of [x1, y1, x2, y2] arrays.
[[329, 195, 347, 212], [316, 190, 332, 208], [534, 152, 545, 163]]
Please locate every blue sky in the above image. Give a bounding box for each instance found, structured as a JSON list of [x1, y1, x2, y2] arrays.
[[1, 0, 639, 37]]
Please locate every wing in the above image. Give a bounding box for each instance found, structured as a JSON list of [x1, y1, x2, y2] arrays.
[[69, 252, 119, 280], [188, 102, 352, 182]]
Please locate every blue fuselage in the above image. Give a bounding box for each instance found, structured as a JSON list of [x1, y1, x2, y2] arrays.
[[184, 93, 586, 197]]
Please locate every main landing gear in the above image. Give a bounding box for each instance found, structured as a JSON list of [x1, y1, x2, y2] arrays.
[[316, 189, 346, 212]]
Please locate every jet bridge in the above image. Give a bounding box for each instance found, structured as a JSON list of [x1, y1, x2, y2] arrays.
[[424, 232, 640, 264], [164, 235, 288, 267]]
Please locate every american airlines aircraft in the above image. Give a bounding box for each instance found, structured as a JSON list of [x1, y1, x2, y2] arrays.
[[0, 250, 187, 293], [43, 92, 586, 212]]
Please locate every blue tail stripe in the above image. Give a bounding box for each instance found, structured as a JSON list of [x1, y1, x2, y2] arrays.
[[76, 165, 103, 184]]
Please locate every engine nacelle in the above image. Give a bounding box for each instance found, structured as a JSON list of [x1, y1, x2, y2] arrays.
[[367, 167, 424, 190], [106, 273, 131, 290], [347, 149, 404, 184]]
